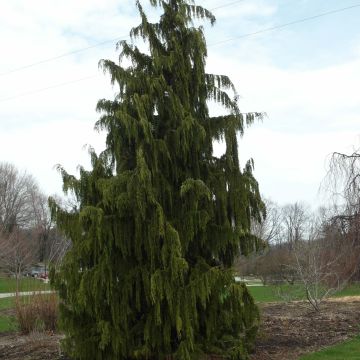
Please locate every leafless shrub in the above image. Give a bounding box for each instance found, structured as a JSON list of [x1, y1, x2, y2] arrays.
[[15, 293, 58, 334], [16, 297, 38, 334], [281, 230, 360, 311], [251, 198, 282, 245], [35, 292, 58, 332]]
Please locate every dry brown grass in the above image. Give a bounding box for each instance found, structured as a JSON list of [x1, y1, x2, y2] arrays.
[[15, 293, 58, 334]]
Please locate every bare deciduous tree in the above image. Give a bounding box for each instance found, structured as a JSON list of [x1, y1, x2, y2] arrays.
[[30, 192, 71, 272], [0, 163, 70, 287], [0, 162, 39, 231], [286, 231, 359, 311], [0, 228, 36, 293], [324, 148, 360, 279], [327, 150, 360, 211], [275, 202, 360, 311], [282, 202, 309, 250], [251, 198, 282, 245]]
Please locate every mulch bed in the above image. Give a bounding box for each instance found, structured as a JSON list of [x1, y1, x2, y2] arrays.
[[0, 332, 67, 360], [250, 296, 360, 359], [0, 297, 359, 359]]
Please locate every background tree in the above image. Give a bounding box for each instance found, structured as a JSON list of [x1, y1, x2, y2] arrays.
[[282, 202, 309, 250], [251, 198, 281, 245], [325, 148, 360, 280], [30, 191, 52, 264], [0, 228, 36, 293], [0, 162, 67, 285], [278, 149, 360, 310], [0, 162, 43, 289], [284, 223, 359, 312], [0, 162, 38, 231], [30, 191, 70, 272], [51, 1, 264, 359]]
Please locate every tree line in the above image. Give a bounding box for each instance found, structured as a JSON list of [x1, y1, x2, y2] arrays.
[[0, 162, 69, 292], [237, 160, 360, 311]]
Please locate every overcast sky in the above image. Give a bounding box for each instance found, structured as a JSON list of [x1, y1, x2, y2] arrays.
[[1, 0, 359, 206]]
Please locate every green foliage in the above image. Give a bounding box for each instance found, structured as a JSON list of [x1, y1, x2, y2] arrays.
[[51, 1, 264, 359]]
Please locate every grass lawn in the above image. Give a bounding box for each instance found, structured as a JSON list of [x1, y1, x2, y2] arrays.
[[248, 283, 360, 303], [0, 315, 16, 332], [0, 296, 34, 332], [0, 297, 16, 310], [0, 277, 50, 293], [248, 283, 306, 303], [0, 297, 18, 333], [333, 284, 360, 298], [299, 336, 360, 359]]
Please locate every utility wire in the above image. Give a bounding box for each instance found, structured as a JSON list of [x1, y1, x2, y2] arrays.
[[210, 0, 246, 11], [0, 0, 246, 78], [0, 37, 127, 77], [0, 75, 98, 103], [1, 2, 359, 77], [1, 3, 359, 103], [209, 3, 360, 46]]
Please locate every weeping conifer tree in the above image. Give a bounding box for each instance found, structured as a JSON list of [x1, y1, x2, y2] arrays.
[[50, 0, 265, 359]]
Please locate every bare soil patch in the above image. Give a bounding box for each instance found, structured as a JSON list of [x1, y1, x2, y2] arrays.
[[251, 298, 360, 360], [0, 298, 359, 360]]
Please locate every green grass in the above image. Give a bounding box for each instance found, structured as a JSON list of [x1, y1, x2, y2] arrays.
[[248, 283, 360, 303], [0, 296, 34, 333], [0, 315, 16, 332], [248, 284, 305, 303], [247, 285, 282, 303], [0, 297, 18, 333], [334, 284, 360, 298], [0, 297, 16, 310], [299, 335, 360, 359], [0, 277, 50, 293]]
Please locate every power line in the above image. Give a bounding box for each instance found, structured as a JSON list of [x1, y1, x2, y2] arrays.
[[210, 0, 246, 11], [209, 3, 360, 46], [0, 36, 127, 78], [0, 75, 98, 103], [1, 3, 359, 103], [1, 2, 358, 79], [0, 0, 246, 78]]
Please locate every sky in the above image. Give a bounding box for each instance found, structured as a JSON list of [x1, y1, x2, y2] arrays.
[[0, 0, 359, 207]]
